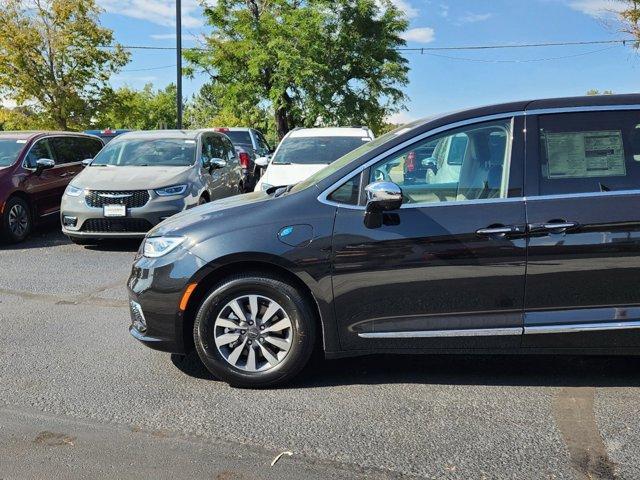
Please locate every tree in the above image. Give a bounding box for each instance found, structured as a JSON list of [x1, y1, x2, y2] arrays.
[[586, 89, 614, 95], [619, 0, 640, 40], [95, 83, 178, 130], [185, 0, 409, 139], [0, 0, 129, 130]]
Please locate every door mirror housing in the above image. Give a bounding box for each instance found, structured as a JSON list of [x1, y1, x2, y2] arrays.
[[255, 156, 270, 168], [210, 158, 227, 169], [364, 182, 403, 229], [82, 158, 93, 167], [35, 158, 55, 175]]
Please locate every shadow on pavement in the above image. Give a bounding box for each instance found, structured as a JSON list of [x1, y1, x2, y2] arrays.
[[171, 351, 640, 389], [0, 222, 140, 252]]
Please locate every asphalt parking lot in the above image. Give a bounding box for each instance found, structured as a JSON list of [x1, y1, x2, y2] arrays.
[[1, 225, 639, 479]]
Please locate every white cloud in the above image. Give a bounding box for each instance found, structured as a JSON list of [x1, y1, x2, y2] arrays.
[[387, 111, 416, 125], [150, 33, 199, 41], [568, 0, 625, 18], [389, 0, 419, 19], [98, 0, 205, 28], [458, 12, 493, 24], [401, 27, 435, 43]]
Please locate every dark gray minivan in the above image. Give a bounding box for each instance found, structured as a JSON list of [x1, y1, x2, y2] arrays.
[[128, 94, 640, 388]]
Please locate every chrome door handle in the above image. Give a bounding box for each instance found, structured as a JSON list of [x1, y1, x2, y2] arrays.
[[476, 225, 523, 236], [529, 221, 579, 234]]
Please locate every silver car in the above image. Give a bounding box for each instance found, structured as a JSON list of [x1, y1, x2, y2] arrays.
[[61, 130, 242, 243]]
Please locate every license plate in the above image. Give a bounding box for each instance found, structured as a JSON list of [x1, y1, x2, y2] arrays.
[[103, 204, 127, 217]]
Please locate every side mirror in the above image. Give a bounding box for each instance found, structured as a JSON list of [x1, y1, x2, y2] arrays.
[[364, 181, 403, 229], [35, 158, 55, 175], [82, 158, 93, 167], [211, 158, 227, 169], [255, 156, 270, 168]]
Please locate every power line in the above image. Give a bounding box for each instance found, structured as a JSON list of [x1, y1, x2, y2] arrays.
[[104, 38, 638, 53], [419, 45, 619, 63]]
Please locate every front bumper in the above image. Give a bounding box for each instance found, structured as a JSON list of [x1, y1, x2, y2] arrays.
[[61, 191, 195, 239], [127, 244, 207, 354]]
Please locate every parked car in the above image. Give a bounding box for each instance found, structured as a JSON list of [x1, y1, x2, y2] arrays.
[[0, 131, 104, 243], [254, 127, 374, 192], [128, 94, 640, 388], [84, 128, 131, 144], [60, 130, 242, 244], [212, 127, 271, 191]]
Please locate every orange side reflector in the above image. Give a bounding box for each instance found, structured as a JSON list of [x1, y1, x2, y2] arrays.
[[179, 283, 197, 311]]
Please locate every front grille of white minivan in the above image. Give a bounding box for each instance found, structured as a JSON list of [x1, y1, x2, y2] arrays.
[[86, 190, 150, 208]]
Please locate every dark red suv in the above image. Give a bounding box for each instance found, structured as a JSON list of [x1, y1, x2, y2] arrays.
[[0, 132, 104, 243]]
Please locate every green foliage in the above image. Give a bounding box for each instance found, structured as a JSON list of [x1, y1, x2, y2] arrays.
[[0, 0, 129, 130], [586, 89, 614, 96], [185, 0, 409, 139], [95, 83, 178, 130]]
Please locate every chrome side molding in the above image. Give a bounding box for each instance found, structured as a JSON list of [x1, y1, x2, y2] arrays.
[[524, 320, 640, 335], [358, 327, 523, 339]]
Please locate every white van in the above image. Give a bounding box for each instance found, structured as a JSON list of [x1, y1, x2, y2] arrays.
[[254, 127, 374, 191]]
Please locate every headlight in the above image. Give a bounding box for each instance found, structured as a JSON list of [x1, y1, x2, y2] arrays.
[[155, 184, 187, 196], [65, 184, 84, 197], [143, 236, 185, 258], [260, 183, 273, 192]]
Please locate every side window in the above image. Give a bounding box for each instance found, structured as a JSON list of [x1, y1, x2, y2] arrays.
[[77, 137, 103, 159], [537, 111, 640, 195], [200, 135, 213, 164], [255, 132, 271, 155], [50, 137, 83, 164], [329, 175, 362, 205], [369, 118, 512, 204], [222, 137, 236, 161], [25, 139, 55, 168], [210, 135, 227, 160]]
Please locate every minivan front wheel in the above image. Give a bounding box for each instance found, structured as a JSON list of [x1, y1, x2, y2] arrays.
[[193, 273, 316, 388], [2, 196, 31, 243]]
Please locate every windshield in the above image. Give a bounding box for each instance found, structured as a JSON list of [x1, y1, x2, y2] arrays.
[[290, 124, 419, 193], [0, 139, 26, 167], [272, 136, 370, 165], [91, 138, 196, 167]]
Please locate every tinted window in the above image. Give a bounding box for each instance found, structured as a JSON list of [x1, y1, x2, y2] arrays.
[[50, 137, 85, 164], [255, 131, 271, 155], [369, 119, 511, 204], [329, 174, 362, 205], [220, 136, 236, 161], [273, 136, 369, 165], [224, 131, 252, 147], [0, 139, 27, 167], [537, 111, 640, 195], [76, 137, 103, 159], [25, 139, 55, 168], [91, 138, 197, 167]]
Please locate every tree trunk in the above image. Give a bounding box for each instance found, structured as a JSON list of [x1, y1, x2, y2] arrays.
[[275, 106, 289, 140]]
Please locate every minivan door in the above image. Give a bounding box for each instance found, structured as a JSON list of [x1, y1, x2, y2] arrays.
[[523, 109, 640, 349], [22, 138, 64, 218], [331, 117, 527, 350]]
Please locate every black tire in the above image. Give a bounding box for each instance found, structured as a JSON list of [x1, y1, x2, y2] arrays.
[[193, 272, 317, 388], [1, 196, 31, 243]]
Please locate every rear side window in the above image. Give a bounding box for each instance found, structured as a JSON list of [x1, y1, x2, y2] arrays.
[[50, 137, 85, 164], [76, 137, 103, 159], [537, 111, 640, 195], [224, 130, 252, 147]]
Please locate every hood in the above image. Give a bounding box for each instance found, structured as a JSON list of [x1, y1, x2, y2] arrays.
[[149, 191, 272, 239], [261, 163, 326, 187], [72, 165, 192, 190]]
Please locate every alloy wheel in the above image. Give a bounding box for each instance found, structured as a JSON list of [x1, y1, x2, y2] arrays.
[[8, 204, 28, 237], [213, 294, 293, 372]]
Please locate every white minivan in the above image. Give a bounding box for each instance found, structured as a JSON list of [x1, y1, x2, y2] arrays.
[[254, 127, 374, 191]]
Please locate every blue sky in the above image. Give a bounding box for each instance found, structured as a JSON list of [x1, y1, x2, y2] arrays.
[[99, 0, 640, 123]]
